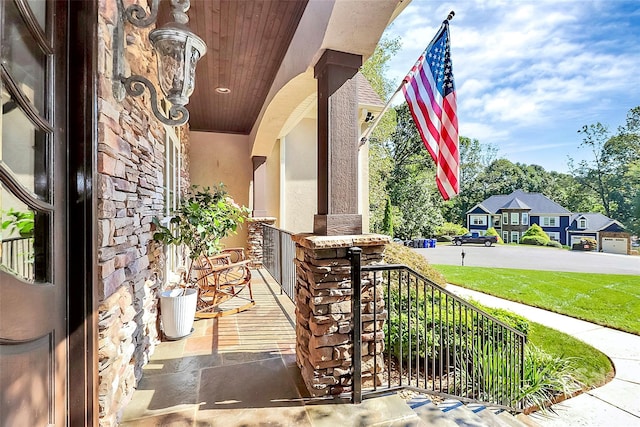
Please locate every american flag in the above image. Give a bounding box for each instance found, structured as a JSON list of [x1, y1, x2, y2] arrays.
[[402, 20, 459, 200]]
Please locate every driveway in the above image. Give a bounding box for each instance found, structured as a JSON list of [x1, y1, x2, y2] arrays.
[[414, 244, 640, 275]]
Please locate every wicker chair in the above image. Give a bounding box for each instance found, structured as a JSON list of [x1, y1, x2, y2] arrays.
[[192, 249, 255, 318]]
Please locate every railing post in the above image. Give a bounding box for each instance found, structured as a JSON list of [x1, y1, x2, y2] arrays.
[[348, 247, 362, 404]]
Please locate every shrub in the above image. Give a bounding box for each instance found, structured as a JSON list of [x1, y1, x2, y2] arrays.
[[522, 224, 550, 240], [521, 235, 549, 246], [485, 227, 503, 244], [520, 224, 550, 246], [523, 223, 546, 237], [519, 344, 583, 412], [383, 242, 446, 286], [475, 303, 530, 335], [436, 222, 468, 237], [437, 235, 453, 243], [546, 240, 562, 248]]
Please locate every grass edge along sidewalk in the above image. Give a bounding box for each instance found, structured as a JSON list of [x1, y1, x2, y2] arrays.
[[434, 265, 640, 336]]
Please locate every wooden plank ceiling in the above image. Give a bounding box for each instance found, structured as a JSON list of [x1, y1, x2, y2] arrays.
[[158, 0, 308, 134]]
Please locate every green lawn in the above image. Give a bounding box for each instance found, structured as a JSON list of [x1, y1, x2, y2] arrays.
[[528, 322, 612, 387], [434, 265, 640, 335]]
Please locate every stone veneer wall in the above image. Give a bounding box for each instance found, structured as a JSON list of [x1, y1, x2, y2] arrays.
[[247, 217, 276, 267], [96, 1, 190, 425], [292, 234, 389, 396]]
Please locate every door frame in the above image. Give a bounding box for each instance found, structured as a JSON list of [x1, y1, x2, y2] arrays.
[[66, 2, 98, 425]]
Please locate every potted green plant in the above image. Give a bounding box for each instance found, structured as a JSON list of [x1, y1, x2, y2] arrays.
[[153, 184, 249, 339]]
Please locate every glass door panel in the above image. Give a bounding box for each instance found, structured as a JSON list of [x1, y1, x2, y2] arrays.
[[0, 183, 50, 283], [2, 0, 47, 114], [1, 89, 48, 199], [25, 0, 47, 30]]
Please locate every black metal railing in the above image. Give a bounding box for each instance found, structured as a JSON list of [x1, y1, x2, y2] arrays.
[[349, 248, 527, 411], [1, 237, 34, 281], [262, 224, 296, 301]]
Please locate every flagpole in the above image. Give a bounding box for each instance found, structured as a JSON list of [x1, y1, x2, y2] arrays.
[[358, 11, 455, 148]]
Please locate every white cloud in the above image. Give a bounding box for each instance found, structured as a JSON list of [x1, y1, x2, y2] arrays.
[[459, 121, 510, 144]]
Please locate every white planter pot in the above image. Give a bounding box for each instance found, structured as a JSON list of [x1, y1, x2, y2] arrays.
[[160, 288, 197, 340]]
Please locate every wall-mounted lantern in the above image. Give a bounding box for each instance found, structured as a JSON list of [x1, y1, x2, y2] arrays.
[[112, 0, 207, 126]]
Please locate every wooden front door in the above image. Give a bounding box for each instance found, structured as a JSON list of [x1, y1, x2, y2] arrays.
[[0, 1, 82, 425]]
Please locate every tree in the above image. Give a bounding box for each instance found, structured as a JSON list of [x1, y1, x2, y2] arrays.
[[569, 106, 640, 234], [382, 197, 394, 237], [570, 123, 617, 217], [475, 158, 528, 201], [436, 222, 467, 237], [361, 36, 401, 233], [384, 104, 444, 238], [442, 137, 498, 224]]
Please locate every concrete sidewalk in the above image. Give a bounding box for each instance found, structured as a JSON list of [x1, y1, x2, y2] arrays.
[[447, 284, 640, 427]]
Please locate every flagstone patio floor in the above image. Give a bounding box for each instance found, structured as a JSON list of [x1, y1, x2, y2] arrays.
[[120, 269, 414, 427]]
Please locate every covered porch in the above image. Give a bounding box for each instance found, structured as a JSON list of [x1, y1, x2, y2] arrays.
[[120, 269, 413, 426]]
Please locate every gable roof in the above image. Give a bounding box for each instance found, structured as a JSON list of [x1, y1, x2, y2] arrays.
[[468, 203, 491, 214], [501, 197, 531, 210], [356, 73, 384, 109], [570, 213, 626, 232], [471, 190, 570, 215]]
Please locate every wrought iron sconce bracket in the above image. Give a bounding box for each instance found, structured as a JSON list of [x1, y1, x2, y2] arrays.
[[112, 0, 206, 126]]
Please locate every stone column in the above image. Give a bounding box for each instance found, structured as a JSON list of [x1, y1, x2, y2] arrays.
[[293, 233, 389, 396], [246, 217, 276, 267], [313, 50, 363, 236]]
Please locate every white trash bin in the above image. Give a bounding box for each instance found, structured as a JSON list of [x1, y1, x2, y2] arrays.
[[160, 288, 197, 340]]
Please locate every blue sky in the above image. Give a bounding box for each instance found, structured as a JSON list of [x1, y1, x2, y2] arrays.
[[382, 0, 640, 173]]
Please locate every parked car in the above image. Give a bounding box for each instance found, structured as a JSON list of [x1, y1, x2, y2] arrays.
[[452, 232, 498, 247]]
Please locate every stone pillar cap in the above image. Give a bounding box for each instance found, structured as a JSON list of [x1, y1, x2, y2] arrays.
[[292, 233, 390, 249]]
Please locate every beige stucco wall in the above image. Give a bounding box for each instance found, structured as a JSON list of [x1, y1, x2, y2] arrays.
[[189, 131, 253, 250], [265, 140, 281, 226], [282, 118, 317, 233]]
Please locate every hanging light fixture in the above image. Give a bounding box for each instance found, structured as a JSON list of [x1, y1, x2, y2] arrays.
[[113, 0, 207, 126]]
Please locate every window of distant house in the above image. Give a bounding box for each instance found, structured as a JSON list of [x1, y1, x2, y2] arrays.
[[502, 213, 508, 225], [510, 212, 519, 225], [541, 216, 559, 227], [511, 231, 520, 243], [503, 231, 509, 243], [522, 212, 529, 225], [578, 218, 587, 229], [493, 215, 501, 227], [547, 232, 560, 241], [470, 215, 487, 226]]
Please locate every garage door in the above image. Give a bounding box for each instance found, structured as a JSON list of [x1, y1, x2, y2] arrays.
[[602, 237, 628, 254]]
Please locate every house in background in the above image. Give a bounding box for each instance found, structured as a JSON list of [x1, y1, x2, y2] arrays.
[[467, 190, 572, 245], [567, 213, 629, 254], [467, 190, 630, 253]]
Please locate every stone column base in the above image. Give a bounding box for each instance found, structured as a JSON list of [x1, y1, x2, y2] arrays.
[[247, 217, 276, 267], [292, 233, 389, 396]]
